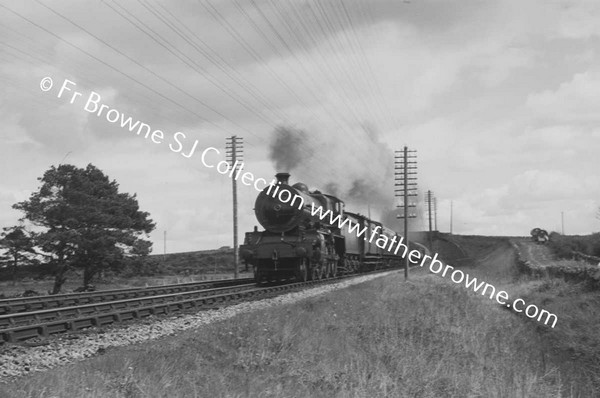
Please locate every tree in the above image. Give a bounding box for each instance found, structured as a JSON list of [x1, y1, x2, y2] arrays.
[[0, 226, 37, 285], [13, 164, 155, 293]]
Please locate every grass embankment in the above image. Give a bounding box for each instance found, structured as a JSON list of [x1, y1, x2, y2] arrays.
[[2, 235, 599, 396], [522, 278, 600, 391], [2, 271, 571, 396], [449, 235, 600, 396], [547, 232, 600, 260]]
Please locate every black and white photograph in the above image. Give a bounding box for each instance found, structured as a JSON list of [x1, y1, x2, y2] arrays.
[[1, 1, 599, 396]]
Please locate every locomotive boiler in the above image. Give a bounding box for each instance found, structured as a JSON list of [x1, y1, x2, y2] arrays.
[[240, 173, 428, 284]]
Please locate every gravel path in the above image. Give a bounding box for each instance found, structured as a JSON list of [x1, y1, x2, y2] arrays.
[[514, 240, 555, 267], [0, 271, 397, 381]]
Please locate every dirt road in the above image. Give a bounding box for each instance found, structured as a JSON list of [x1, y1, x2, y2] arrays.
[[512, 239, 555, 268]]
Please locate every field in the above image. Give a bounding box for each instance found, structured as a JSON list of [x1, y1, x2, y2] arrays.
[[547, 232, 600, 260], [2, 235, 599, 397], [0, 248, 240, 298]]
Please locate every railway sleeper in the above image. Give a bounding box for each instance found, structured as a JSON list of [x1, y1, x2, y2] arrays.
[[0, 276, 372, 344]]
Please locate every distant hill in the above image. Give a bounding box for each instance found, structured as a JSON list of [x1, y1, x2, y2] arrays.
[[146, 247, 237, 275]]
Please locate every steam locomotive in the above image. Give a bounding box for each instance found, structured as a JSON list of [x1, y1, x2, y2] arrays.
[[239, 173, 428, 284]]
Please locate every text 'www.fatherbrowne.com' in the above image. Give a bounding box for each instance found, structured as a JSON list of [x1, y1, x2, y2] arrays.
[[308, 202, 558, 328]]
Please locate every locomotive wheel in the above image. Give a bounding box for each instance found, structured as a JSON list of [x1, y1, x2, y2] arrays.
[[295, 259, 308, 282], [344, 258, 352, 274], [254, 265, 263, 285], [311, 264, 320, 281]]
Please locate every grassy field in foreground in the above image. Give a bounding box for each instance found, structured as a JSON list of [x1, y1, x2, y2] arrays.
[[3, 236, 599, 397], [1, 268, 580, 398], [448, 236, 600, 395]]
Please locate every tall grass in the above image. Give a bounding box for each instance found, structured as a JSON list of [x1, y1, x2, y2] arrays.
[[547, 232, 600, 259], [1, 271, 574, 397], [3, 235, 598, 397]]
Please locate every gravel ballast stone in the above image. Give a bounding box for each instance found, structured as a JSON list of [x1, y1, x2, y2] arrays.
[[0, 271, 397, 381]]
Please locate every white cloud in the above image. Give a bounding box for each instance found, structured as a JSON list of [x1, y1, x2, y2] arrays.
[[2, 0, 600, 251], [527, 70, 600, 122], [556, 1, 600, 39]]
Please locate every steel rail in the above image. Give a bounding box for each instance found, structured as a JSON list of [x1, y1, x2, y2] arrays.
[[0, 278, 331, 343], [0, 270, 399, 344], [0, 283, 257, 329], [0, 278, 255, 315]]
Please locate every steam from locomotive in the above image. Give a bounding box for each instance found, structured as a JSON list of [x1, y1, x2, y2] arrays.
[[268, 126, 394, 210]]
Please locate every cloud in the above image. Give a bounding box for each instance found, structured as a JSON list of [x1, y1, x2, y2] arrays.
[[556, 1, 600, 39], [527, 70, 600, 123], [2, 0, 600, 252]]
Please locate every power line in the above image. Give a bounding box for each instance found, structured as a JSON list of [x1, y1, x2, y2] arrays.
[[147, 0, 292, 126], [0, 2, 240, 136], [96, 0, 263, 134]]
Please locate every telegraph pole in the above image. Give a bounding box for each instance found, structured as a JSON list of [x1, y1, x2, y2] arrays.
[[394, 146, 417, 280], [426, 191, 435, 251], [450, 200, 453, 234], [226, 136, 243, 279], [434, 197, 438, 231], [561, 211, 564, 235]]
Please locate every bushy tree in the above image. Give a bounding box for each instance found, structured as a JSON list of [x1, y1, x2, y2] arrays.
[[14, 164, 155, 293], [0, 226, 37, 284]]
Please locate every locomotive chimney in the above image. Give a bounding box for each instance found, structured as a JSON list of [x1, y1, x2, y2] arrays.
[[275, 172, 290, 185]]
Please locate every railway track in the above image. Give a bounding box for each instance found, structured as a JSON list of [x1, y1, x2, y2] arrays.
[[0, 277, 254, 315], [0, 271, 393, 344], [0, 283, 257, 329]]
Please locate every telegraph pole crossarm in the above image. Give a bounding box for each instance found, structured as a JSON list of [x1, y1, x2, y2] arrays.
[[394, 146, 417, 281], [226, 136, 244, 279]]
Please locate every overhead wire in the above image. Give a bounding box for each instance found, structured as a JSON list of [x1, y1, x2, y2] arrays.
[[195, 0, 327, 128], [0, 2, 245, 137], [228, 0, 380, 185], [335, 0, 397, 130], [105, 0, 277, 130], [240, 0, 365, 135], [260, 0, 370, 130], [0, 33, 184, 124], [196, 0, 345, 186], [319, 0, 388, 128], [307, 0, 383, 127], [146, 0, 292, 126], [73, 0, 265, 137], [2, 0, 394, 194], [251, 0, 386, 183], [196, 0, 360, 152]]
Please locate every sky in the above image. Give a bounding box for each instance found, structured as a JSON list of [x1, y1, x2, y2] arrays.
[[0, 0, 599, 253]]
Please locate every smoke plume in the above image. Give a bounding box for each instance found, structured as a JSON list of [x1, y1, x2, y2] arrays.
[[268, 126, 309, 172], [268, 124, 395, 217]]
